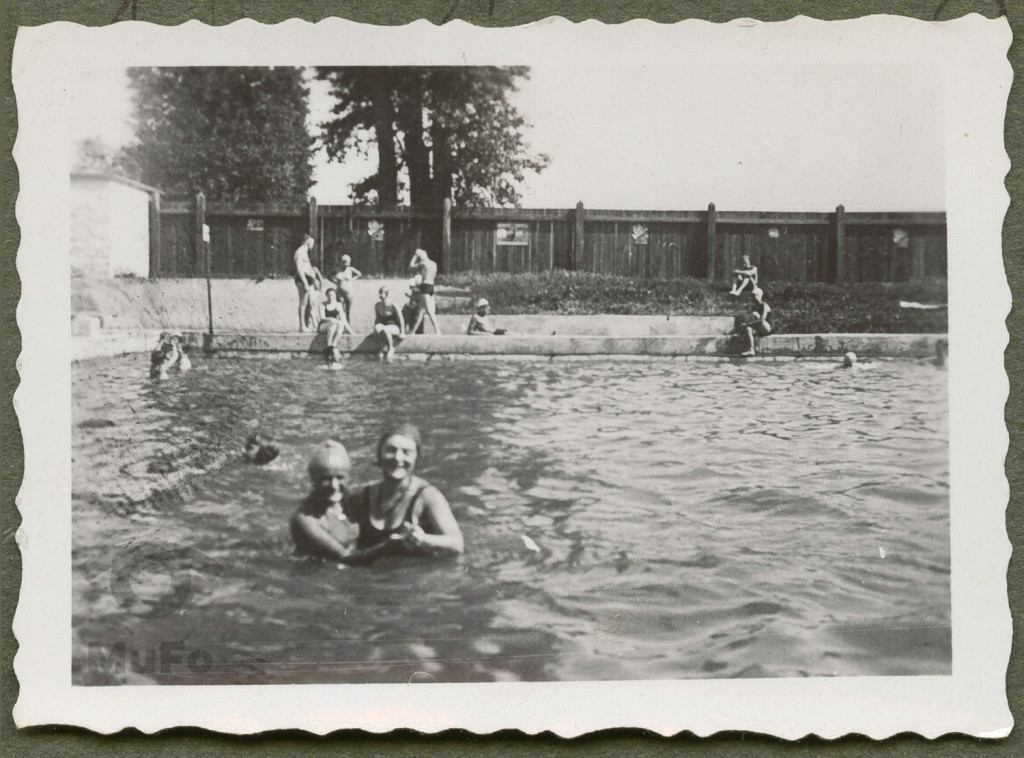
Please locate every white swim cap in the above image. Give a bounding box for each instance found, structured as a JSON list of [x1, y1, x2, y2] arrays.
[[308, 439, 351, 478], [341, 254, 351, 264], [476, 298, 489, 309]]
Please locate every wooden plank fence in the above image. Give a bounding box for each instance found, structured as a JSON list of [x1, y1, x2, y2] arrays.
[[151, 195, 946, 285]]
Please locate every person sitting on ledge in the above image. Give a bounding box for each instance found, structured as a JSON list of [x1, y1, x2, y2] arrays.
[[373, 285, 405, 361], [729, 255, 759, 296], [466, 298, 507, 336], [403, 275, 425, 335], [340, 424, 464, 565], [732, 287, 772, 357], [290, 440, 359, 562], [319, 286, 354, 369]]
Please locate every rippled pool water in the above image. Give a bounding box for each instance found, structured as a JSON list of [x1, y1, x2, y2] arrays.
[[72, 354, 950, 684]]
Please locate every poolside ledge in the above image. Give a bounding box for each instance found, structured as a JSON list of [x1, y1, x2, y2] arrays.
[[179, 331, 944, 359]]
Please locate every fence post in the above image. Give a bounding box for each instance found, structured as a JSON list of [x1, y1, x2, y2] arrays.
[[308, 197, 319, 268], [194, 191, 206, 275], [573, 201, 585, 271], [149, 192, 161, 279], [441, 197, 452, 271], [706, 202, 717, 281], [834, 204, 846, 284]]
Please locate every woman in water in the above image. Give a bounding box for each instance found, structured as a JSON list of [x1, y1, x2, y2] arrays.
[[318, 286, 353, 368], [373, 286, 404, 360], [329, 254, 362, 323], [341, 424, 463, 564]]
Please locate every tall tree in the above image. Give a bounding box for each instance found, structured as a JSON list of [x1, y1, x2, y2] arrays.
[[317, 66, 548, 209], [122, 67, 314, 202]]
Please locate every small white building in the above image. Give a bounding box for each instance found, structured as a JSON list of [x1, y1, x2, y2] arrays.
[[71, 172, 159, 278]]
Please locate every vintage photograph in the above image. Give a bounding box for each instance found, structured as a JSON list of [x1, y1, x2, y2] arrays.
[[13, 16, 1011, 736]]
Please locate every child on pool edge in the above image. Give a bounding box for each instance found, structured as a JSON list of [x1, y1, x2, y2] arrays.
[[732, 287, 772, 357], [466, 298, 507, 336]]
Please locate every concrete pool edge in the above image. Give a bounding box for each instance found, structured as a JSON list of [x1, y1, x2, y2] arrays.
[[72, 329, 948, 362]]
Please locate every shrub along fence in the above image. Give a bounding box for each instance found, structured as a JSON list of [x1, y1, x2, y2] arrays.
[[151, 195, 946, 285]]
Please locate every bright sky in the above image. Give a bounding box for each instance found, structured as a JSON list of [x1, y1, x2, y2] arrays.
[[69, 61, 944, 212]]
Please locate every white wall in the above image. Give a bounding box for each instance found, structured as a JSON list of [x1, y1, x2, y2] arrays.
[[70, 176, 151, 278]]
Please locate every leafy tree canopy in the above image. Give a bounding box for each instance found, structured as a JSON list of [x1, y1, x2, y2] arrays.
[[317, 66, 548, 209], [122, 67, 314, 202]]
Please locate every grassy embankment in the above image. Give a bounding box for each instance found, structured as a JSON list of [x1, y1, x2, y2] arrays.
[[437, 271, 948, 334]]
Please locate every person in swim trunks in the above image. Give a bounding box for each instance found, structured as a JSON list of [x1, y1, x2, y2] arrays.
[[409, 248, 442, 334], [293, 234, 324, 332], [373, 285, 404, 360], [290, 440, 359, 562], [340, 424, 463, 564]]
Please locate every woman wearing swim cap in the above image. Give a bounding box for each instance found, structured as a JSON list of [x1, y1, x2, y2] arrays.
[[329, 254, 362, 323], [340, 424, 464, 564], [290, 440, 359, 561]]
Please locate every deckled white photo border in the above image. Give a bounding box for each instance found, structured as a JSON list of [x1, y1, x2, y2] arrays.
[[11, 15, 1013, 738]]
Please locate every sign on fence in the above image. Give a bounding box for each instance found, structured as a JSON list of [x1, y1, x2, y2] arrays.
[[367, 220, 385, 241], [496, 222, 530, 245], [246, 219, 264, 232], [631, 224, 649, 245]]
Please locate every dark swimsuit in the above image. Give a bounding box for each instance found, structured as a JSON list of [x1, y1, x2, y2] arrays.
[[324, 301, 341, 320], [419, 282, 435, 296], [376, 304, 401, 327], [346, 480, 431, 550]]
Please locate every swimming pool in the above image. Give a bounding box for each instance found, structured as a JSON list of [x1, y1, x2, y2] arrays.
[[71, 355, 950, 684]]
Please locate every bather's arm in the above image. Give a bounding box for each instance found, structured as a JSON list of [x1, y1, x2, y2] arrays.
[[397, 488, 464, 556], [289, 510, 354, 563]]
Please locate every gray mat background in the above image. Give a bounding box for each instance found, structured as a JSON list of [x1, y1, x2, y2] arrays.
[[2, 0, 1019, 754]]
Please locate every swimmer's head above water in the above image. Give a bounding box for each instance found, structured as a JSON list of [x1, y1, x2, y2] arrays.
[[308, 439, 351, 506], [376, 423, 422, 482], [843, 351, 857, 368]]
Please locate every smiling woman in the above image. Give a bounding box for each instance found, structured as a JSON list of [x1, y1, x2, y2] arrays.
[[340, 424, 465, 564]]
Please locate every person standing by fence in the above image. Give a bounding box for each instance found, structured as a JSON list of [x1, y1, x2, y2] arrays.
[[329, 254, 362, 323], [294, 234, 323, 332], [409, 249, 442, 335]]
